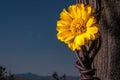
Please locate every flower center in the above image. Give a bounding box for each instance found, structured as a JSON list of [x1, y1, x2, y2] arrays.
[[70, 18, 87, 35]]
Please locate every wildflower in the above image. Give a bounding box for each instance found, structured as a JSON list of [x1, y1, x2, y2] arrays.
[[56, 3, 100, 51]]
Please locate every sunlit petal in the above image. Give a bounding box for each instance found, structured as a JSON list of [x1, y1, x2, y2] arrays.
[[86, 16, 97, 28]]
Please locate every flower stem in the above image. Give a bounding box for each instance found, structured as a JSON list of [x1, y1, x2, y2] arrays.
[[74, 35, 101, 80]]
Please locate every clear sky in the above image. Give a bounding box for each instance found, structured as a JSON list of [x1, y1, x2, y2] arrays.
[[0, 0, 79, 76]]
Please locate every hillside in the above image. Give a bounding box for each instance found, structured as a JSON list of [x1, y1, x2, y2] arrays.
[[15, 73, 79, 80]]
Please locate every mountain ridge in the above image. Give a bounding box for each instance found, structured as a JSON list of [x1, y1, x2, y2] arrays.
[[15, 72, 79, 80]]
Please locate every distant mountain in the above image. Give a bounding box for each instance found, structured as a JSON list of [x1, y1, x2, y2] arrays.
[[15, 72, 53, 80], [15, 72, 44, 80], [15, 72, 79, 80]]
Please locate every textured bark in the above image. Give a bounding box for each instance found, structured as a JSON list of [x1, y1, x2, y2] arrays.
[[75, 0, 120, 80], [93, 0, 120, 80]]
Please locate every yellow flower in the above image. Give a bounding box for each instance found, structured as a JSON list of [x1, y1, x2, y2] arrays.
[[56, 3, 100, 51]]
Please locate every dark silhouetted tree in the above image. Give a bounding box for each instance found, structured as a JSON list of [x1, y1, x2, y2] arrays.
[[0, 66, 15, 80], [60, 73, 66, 80], [52, 72, 66, 80], [52, 72, 59, 80], [0, 66, 6, 80]]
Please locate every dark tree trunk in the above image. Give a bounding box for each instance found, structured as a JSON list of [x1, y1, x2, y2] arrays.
[[93, 0, 120, 80]]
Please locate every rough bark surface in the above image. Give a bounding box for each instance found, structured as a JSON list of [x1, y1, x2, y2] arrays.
[[93, 0, 120, 80]]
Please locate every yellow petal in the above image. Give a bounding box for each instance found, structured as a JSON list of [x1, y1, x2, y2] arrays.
[[68, 5, 77, 18], [60, 9, 73, 22], [57, 32, 68, 41], [56, 24, 69, 32], [74, 36, 81, 46], [68, 42, 76, 51], [84, 33, 91, 40], [77, 3, 84, 10], [57, 31, 73, 42], [76, 4, 88, 22], [85, 5, 95, 15], [74, 35, 85, 46], [81, 7, 86, 18], [64, 35, 74, 43], [82, 33, 89, 44], [57, 20, 70, 27], [87, 26, 99, 34], [67, 37, 82, 51], [90, 34, 95, 40], [86, 16, 97, 28], [76, 4, 83, 18]]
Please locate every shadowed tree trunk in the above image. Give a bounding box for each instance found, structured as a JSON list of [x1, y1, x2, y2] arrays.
[[92, 0, 120, 80], [75, 0, 120, 80]]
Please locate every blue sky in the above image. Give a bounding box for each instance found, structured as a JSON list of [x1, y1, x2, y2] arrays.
[[0, 0, 79, 76]]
